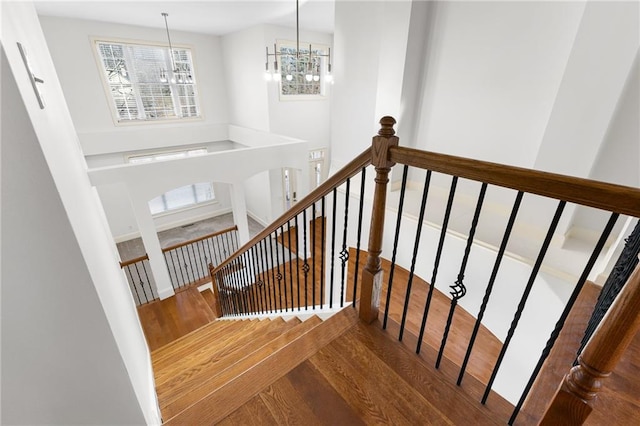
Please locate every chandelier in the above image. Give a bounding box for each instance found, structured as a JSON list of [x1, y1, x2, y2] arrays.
[[264, 0, 333, 83], [160, 12, 193, 84]]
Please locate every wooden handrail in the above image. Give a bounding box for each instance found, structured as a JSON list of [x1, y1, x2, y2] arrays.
[[541, 257, 640, 424], [161, 225, 239, 252], [211, 147, 372, 276], [390, 146, 640, 217], [119, 254, 149, 268]]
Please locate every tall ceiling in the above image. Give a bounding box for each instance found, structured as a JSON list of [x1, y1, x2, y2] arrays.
[[34, 0, 335, 35]]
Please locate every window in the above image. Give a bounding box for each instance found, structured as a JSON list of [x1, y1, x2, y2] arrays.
[[95, 40, 200, 122], [125, 148, 214, 214], [278, 42, 330, 98], [148, 183, 215, 215]]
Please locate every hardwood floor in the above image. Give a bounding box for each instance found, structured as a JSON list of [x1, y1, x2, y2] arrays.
[[137, 286, 217, 351]]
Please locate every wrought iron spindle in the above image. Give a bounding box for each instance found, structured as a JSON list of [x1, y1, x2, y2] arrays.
[[295, 215, 301, 311], [353, 167, 368, 307], [142, 260, 156, 299], [279, 225, 289, 312], [400, 171, 434, 341], [273, 233, 283, 311], [133, 262, 150, 303], [383, 165, 408, 327], [321, 197, 326, 309], [339, 178, 351, 308], [173, 250, 186, 288], [287, 220, 295, 309], [508, 212, 619, 425], [250, 245, 263, 314], [312, 202, 317, 308], [415, 175, 457, 348], [302, 209, 310, 310], [435, 182, 487, 369], [125, 266, 142, 304], [330, 188, 337, 308], [458, 191, 524, 385], [482, 200, 566, 404], [260, 239, 273, 313]]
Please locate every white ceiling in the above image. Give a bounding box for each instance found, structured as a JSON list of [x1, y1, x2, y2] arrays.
[[34, 0, 335, 36]]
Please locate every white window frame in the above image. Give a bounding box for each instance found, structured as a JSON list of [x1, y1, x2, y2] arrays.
[[92, 37, 202, 125], [276, 40, 330, 101]]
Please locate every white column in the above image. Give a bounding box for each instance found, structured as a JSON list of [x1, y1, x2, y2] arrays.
[[130, 190, 174, 300], [230, 181, 250, 245]]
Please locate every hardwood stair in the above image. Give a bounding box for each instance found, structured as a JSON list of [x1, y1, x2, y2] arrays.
[[151, 308, 359, 424], [217, 316, 520, 425]]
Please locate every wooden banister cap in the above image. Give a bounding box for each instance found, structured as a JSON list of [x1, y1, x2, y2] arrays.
[[378, 116, 396, 137]]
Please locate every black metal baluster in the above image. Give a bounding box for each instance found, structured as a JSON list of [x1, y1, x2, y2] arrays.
[[482, 200, 566, 404], [295, 215, 301, 311], [508, 212, 619, 425], [415, 175, 457, 349], [204, 238, 215, 268], [312, 202, 317, 308], [353, 167, 368, 308], [171, 249, 186, 290], [400, 171, 435, 341], [436, 183, 487, 368], [239, 252, 250, 312], [213, 235, 223, 265], [578, 220, 640, 357], [163, 252, 175, 289], [126, 265, 142, 305], [302, 209, 310, 310], [182, 246, 193, 284], [383, 165, 408, 326], [134, 262, 150, 303], [321, 197, 326, 309], [329, 188, 338, 308], [267, 235, 282, 310], [287, 220, 295, 310], [339, 179, 351, 308], [258, 239, 270, 312], [458, 191, 523, 385], [142, 260, 156, 300], [271, 233, 282, 311], [222, 233, 232, 260], [279, 225, 289, 312], [247, 251, 258, 314], [190, 243, 202, 281], [253, 245, 265, 314]]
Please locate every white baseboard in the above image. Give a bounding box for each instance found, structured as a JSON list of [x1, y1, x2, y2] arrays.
[[247, 209, 269, 227]]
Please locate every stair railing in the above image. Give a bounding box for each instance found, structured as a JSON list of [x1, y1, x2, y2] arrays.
[[209, 116, 640, 424], [358, 117, 640, 424], [540, 258, 640, 424], [120, 254, 157, 305], [162, 225, 239, 290], [209, 147, 373, 317]]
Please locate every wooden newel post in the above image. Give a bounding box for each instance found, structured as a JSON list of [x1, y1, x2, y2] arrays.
[[359, 116, 399, 323], [541, 257, 640, 425], [208, 263, 223, 318]]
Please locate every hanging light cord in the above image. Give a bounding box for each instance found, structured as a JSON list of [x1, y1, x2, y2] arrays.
[[162, 12, 177, 72]]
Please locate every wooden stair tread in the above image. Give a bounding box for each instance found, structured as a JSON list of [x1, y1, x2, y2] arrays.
[[164, 307, 359, 425], [151, 318, 251, 360], [382, 316, 521, 423], [154, 318, 283, 380], [152, 318, 270, 367], [156, 317, 299, 404], [309, 332, 454, 425], [162, 315, 323, 420], [349, 321, 503, 425]]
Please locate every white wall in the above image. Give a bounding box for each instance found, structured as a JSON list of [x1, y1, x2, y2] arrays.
[[414, 1, 585, 167], [2, 3, 158, 423], [221, 25, 271, 131], [38, 15, 230, 155]]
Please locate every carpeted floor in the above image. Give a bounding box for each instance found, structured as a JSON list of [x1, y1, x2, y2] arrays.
[[117, 213, 264, 262]]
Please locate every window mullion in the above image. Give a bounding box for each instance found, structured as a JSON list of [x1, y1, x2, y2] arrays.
[[122, 46, 146, 120]]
